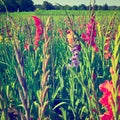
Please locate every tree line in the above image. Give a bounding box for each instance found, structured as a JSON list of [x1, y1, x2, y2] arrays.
[[35, 1, 120, 10], [0, 0, 120, 12]]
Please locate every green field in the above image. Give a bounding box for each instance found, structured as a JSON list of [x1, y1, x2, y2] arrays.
[[0, 10, 120, 120]]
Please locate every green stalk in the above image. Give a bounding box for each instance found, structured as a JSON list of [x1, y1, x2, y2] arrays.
[[111, 25, 120, 120]]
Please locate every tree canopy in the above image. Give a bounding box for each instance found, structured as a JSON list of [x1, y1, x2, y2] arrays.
[[0, 0, 35, 12]]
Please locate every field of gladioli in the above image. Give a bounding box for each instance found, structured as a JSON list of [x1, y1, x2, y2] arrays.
[[0, 10, 120, 120]]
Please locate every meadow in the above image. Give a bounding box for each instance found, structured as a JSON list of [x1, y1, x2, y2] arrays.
[[0, 10, 120, 120]]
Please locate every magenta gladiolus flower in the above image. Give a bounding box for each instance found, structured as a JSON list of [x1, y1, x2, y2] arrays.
[[32, 16, 44, 49], [81, 15, 98, 52]]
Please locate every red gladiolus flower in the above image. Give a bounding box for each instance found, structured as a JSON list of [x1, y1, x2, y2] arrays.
[[99, 80, 120, 120], [99, 110, 113, 120], [32, 16, 44, 49], [24, 42, 29, 51], [81, 15, 99, 52]]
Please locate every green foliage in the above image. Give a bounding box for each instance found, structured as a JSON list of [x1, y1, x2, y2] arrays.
[[0, 10, 120, 120]]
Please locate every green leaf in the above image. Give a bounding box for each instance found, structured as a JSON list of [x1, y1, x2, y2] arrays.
[[33, 101, 39, 109], [17, 104, 24, 108], [80, 106, 87, 118], [1, 112, 5, 120], [6, 85, 9, 98], [36, 90, 41, 102], [60, 107, 67, 120], [52, 102, 67, 110], [52, 85, 61, 100]]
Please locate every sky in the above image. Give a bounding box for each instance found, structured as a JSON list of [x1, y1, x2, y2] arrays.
[[33, 0, 120, 6]]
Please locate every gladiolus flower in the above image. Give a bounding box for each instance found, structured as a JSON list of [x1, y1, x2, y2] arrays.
[[66, 30, 81, 67], [99, 80, 120, 120], [32, 16, 44, 49], [69, 44, 81, 67], [109, 67, 114, 75], [66, 30, 75, 47], [104, 36, 112, 60], [81, 15, 99, 52], [24, 42, 29, 51]]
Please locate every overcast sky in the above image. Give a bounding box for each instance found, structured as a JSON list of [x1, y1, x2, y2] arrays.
[[33, 0, 120, 6]]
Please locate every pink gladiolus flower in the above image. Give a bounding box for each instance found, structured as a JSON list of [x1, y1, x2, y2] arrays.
[[32, 16, 44, 49], [81, 15, 99, 52], [99, 80, 120, 120]]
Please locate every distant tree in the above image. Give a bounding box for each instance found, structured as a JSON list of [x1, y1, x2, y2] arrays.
[[63, 5, 72, 10], [108, 6, 117, 10], [43, 1, 55, 10], [116, 6, 120, 10], [72, 5, 78, 10], [78, 4, 87, 10], [7, 0, 19, 12], [17, 0, 35, 11], [0, 0, 18, 12], [0, 0, 35, 12], [103, 3, 108, 10], [94, 4, 98, 10], [98, 5, 103, 10]]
